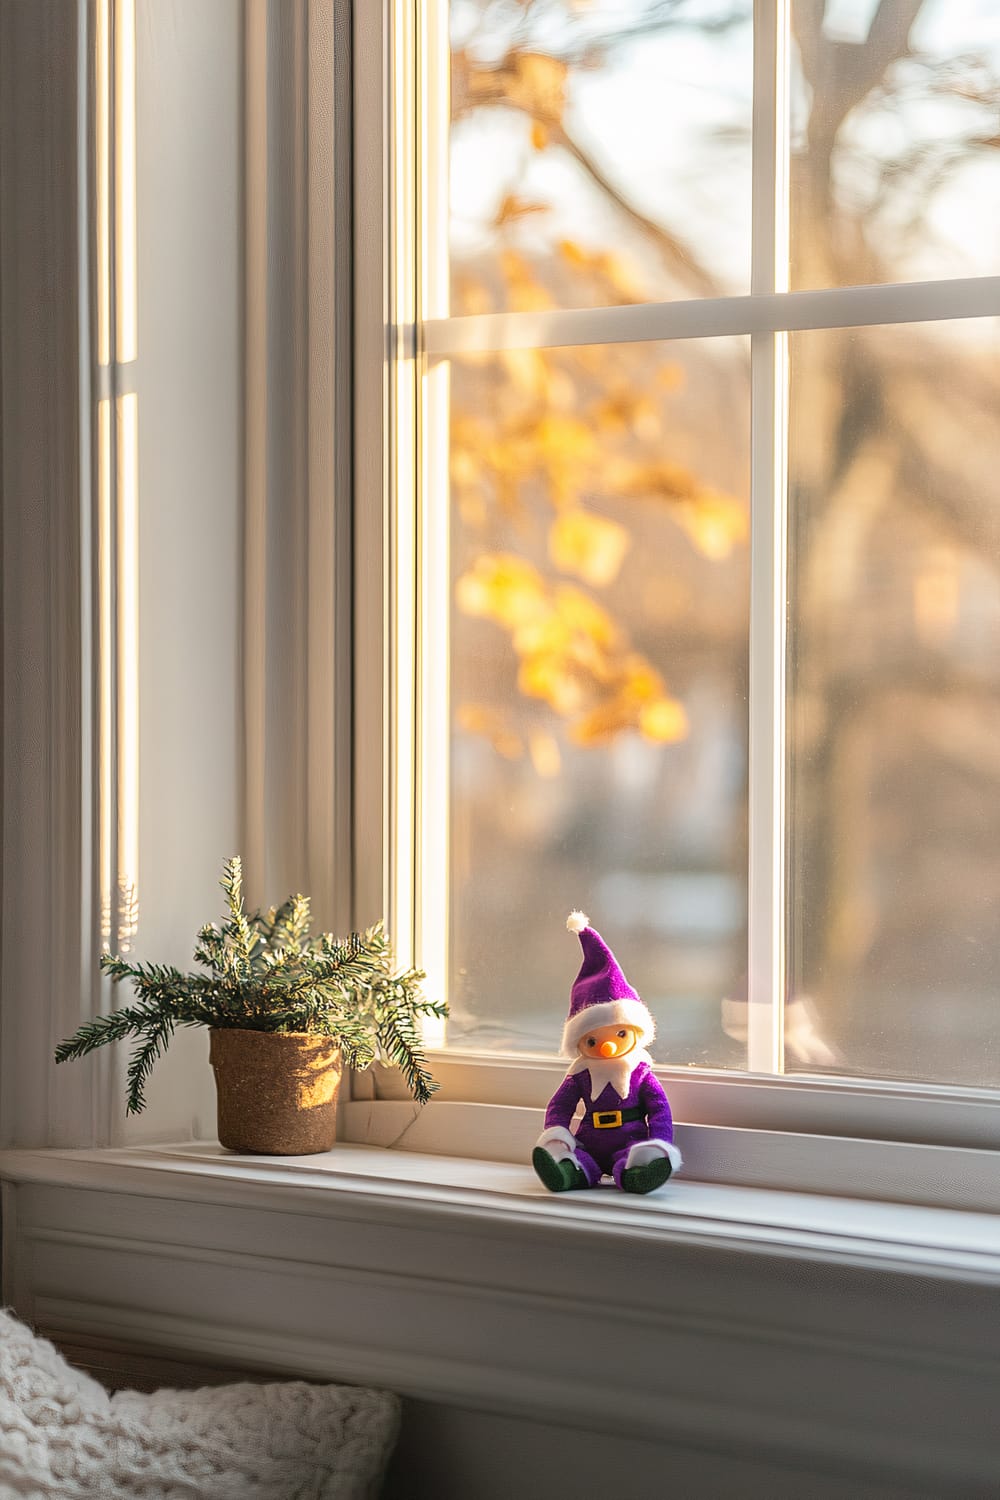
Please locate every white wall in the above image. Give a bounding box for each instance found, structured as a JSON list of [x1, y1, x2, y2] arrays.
[[118, 0, 243, 1144]]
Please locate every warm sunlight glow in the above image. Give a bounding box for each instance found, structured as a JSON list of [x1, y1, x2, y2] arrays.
[[98, 398, 114, 946], [913, 548, 960, 647], [116, 393, 140, 947], [96, 0, 140, 950], [114, 0, 137, 364], [418, 359, 450, 1049], [95, 0, 111, 367]]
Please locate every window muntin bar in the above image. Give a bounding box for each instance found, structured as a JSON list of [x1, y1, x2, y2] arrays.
[[424, 276, 1000, 357]]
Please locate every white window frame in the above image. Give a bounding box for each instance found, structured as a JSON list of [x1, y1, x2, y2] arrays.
[[350, 0, 1000, 1194], [10, 0, 995, 1188]]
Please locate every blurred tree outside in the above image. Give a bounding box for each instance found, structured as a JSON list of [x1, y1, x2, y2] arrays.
[[445, 0, 1000, 1087]]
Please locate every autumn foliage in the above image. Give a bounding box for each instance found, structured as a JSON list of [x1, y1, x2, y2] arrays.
[[450, 210, 746, 764], [445, 2, 754, 768]]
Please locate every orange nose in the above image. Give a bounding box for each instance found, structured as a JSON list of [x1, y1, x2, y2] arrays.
[[599, 1041, 617, 1058]]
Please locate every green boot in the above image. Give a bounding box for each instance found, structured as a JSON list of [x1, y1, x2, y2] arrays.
[[532, 1147, 588, 1193], [620, 1156, 673, 1195]]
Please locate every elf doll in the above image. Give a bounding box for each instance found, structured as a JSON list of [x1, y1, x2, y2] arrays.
[[532, 912, 682, 1195]]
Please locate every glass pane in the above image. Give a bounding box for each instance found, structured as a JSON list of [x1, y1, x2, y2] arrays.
[[447, 337, 750, 1065], [449, 0, 752, 312], [787, 317, 1000, 1088], [792, 1, 1000, 289]]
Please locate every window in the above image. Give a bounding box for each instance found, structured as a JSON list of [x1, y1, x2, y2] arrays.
[[2, 0, 999, 1204], [358, 0, 1000, 1136]]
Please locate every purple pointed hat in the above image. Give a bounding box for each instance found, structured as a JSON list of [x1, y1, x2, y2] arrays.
[[561, 912, 655, 1057]]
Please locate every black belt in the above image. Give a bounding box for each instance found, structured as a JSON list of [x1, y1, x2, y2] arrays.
[[590, 1106, 644, 1129]]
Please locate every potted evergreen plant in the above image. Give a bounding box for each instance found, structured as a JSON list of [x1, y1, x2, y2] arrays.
[[55, 857, 447, 1154]]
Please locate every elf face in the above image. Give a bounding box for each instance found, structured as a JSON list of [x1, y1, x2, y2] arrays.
[[579, 1023, 639, 1061]]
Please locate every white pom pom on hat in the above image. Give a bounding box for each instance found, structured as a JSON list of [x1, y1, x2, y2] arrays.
[[566, 910, 589, 934]]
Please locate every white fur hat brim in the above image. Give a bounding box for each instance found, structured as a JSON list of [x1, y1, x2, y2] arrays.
[[561, 998, 655, 1058]]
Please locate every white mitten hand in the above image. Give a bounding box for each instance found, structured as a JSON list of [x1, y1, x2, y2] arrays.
[[535, 1124, 578, 1163]]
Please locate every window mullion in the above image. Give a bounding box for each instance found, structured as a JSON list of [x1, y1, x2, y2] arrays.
[[747, 0, 790, 1074], [352, 0, 391, 935], [415, 0, 450, 1036], [388, 0, 420, 972]]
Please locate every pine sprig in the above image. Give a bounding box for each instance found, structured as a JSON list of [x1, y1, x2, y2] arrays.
[[219, 856, 258, 980], [55, 856, 448, 1114], [375, 992, 439, 1106], [124, 1012, 176, 1115], [55, 1005, 153, 1063], [273, 893, 311, 953]]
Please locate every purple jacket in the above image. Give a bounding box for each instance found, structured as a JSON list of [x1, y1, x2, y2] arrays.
[[544, 1061, 673, 1160]]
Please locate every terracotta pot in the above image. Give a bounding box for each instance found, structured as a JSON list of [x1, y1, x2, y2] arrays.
[[209, 1029, 342, 1155]]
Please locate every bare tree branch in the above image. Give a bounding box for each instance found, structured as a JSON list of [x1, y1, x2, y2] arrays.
[[805, 0, 926, 151], [547, 122, 721, 297], [452, 47, 720, 296]]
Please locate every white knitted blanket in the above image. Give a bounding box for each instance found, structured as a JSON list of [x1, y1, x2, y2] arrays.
[[0, 1309, 399, 1499]]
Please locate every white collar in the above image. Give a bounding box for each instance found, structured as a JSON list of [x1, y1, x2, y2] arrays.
[[569, 1048, 651, 1104]]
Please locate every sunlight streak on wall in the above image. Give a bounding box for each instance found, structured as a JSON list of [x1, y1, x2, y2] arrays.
[[116, 393, 140, 948], [114, 0, 137, 364], [95, 0, 140, 952], [96, 0, 111, 367], [98, 397, 114, 946]]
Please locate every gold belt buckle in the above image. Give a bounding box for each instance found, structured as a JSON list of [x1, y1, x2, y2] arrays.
[[593, 1110, 622, 1129]]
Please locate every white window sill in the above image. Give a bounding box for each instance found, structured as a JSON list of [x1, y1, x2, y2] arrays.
[[2, 1141, 999, 1493], [2, 1139, 999, 1281]]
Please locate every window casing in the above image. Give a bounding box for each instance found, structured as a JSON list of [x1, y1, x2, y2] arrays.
[[351, 0, 1000, 1186]]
